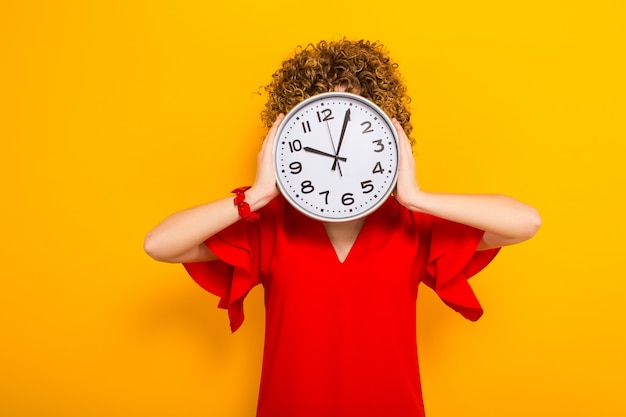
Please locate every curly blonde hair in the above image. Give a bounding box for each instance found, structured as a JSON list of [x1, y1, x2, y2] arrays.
[[261, 39, 413, 144]]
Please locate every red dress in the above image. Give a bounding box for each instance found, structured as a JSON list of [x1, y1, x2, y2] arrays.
[[183, 196, 499, 417]]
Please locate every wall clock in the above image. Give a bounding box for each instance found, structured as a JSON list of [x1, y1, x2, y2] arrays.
[[274, 92, 399, 222]]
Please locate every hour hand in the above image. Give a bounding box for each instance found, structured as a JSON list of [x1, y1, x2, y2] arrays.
[[303, 146, 347, 162]]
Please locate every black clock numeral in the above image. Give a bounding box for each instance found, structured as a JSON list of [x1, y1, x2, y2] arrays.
[[288, 139, 302, 153], [341, 193, 355, 206], [317, 109, 334, 122], [289, 161, 302, 174], [319, 190, 330, 204], [372, 139, 384, 152], [361, 121, 374, 134], [301, 180, 314, 194], [361, 180, 374, 193], [302, 121, 312, 133], [373, 161, 384, 174]]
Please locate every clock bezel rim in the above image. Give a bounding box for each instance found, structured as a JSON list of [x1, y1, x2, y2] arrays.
[[273, 91, 399, 223]]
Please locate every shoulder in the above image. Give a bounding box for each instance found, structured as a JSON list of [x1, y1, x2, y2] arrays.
[[255, 195, 286, 224], [375, 197, 434, 229]]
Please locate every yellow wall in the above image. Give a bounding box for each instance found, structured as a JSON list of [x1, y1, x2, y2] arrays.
[[1, 1, 624, 416]]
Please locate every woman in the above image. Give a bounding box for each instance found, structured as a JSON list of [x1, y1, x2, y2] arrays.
[[144, 39, 541, 417]]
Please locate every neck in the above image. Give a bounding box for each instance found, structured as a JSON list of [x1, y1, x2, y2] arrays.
[[323, 218, 366, 262]]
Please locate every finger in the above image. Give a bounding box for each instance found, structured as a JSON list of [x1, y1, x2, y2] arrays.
[[392, 118, 410, 147], [258, 114, 285, 186], [392, 119, 412, 162], [262, 113, 285, 152]]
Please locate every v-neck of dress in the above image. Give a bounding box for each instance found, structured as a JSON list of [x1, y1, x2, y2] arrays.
[[321, 217, 369, 264]]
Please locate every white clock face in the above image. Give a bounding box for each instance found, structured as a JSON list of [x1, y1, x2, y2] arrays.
[[274, 92, 399, 222]]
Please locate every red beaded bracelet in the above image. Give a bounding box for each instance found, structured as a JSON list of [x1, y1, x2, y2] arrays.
[[231, 186, 260, 222]]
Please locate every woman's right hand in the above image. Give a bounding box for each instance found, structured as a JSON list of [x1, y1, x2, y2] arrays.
[[247, 113, 285, 209]]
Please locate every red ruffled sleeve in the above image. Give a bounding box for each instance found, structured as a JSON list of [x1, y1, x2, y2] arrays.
[[420, 216, 500, 321], [182, 200, 277, 332]]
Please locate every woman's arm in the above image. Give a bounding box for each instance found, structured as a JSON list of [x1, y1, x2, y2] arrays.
[[392, 119, 542, 251], [143, 114, 285, 263]]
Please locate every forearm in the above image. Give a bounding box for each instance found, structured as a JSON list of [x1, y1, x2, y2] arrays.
[[144, 187, 273, 263], [402, 190, 542, 242], [144, 115, 284, 263]]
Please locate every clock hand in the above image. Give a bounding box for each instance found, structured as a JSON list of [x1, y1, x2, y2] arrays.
[[325, 122, 337, 153], [332, 109, 351, 171], [324, 122, 342, 177], [303, 146, 347, 162]]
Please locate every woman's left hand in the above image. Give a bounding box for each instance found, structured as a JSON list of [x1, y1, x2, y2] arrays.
[[392, 118, 421, 209]]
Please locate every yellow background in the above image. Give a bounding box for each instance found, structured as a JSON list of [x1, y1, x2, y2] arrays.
[[1, 1, 624, 416]]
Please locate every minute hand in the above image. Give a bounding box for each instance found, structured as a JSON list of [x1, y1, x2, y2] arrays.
[[332, 109, 351, 171]]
